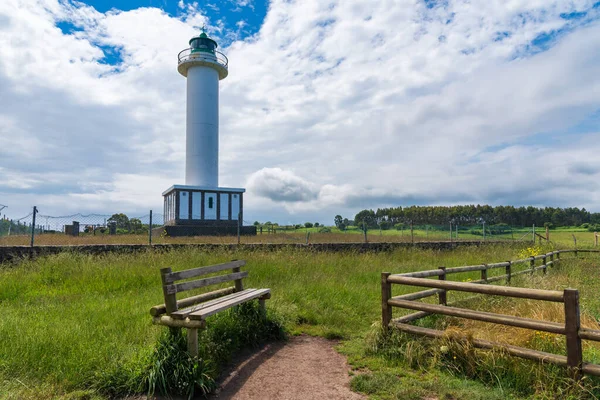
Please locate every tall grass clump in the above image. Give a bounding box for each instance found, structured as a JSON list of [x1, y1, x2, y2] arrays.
[[95, 302, 286, 398], [366, 323, 600, 399]]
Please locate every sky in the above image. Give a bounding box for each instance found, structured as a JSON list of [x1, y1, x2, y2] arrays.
[[1, 0, 600, 225]]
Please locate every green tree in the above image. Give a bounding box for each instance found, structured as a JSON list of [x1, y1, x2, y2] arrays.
[[304, 222, 313, 228], [107, 213, 129, 229], [334, 215, 343, 228], [129, 218, 143, 233], [379, 220, 391, 230], [354, 209, 376, 229]]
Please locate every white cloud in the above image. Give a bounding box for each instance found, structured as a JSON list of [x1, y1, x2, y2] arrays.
[[246, 168, 318, 202], [1, 0, 600, 223]]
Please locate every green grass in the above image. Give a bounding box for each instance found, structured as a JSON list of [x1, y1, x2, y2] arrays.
[[0, 245, 598, 399]]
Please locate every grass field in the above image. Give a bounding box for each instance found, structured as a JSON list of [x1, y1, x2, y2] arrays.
[[1, 225, 598, 248], [0, 245, 599, 399]]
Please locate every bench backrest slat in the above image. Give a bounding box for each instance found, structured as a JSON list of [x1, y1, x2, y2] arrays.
[[165, 271, 249, 295], [164, 260, 246, 284]]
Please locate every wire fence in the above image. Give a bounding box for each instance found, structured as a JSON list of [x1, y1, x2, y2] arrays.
[[0, 206, 598, 247]]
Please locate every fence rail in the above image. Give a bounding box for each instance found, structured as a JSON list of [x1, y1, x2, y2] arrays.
[[382, 249, 600, 380]]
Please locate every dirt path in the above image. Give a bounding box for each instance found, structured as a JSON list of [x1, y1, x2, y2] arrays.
[[210, 335, 365, 400]]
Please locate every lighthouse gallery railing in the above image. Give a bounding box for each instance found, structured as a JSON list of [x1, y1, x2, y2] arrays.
[[178, 48, 228, 68]]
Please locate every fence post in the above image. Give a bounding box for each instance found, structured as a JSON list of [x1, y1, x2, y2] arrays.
[[237, 212, 241, 245], [438, 267, 447, 306], [381, 272, 392, 334], [557, 251, 561, 262], [363, 222, 367, 243], [542, 254, 547, 275], [532, 224, 535, 243], [483, 221, 486, 241], [148, 210, 153, 246], [30, 206, 38, 248], [530, 256, 535, 275], [481, 264, 488, 282], [546, 225, 549, 242], [595, 232, 598, 247], [506, 261, 511, 284], [410, 221, 414, 244], [564, 288, 583, 380]]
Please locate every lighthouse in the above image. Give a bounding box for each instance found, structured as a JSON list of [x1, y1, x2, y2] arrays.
[[160, 29, 255, 236]]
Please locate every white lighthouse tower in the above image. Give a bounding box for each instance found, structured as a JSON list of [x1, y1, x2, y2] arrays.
[[161, 29, 254, 236], [179, 30, 225, 187]]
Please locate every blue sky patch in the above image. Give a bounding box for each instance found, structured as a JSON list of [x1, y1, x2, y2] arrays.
[[494, 31, 511, 42], [423, 0, 447, 10], [55, 20, 83, 34], [560, 11, 587, 20], [95, 43, 123, 65]]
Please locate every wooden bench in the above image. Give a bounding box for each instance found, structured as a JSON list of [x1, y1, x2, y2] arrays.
[[150, 260, 271, 357]]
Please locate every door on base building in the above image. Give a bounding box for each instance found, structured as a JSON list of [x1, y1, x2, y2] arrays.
[[219, 193, 229, 220], [231, 194, 240, 221], [204, 192, 217, 220]]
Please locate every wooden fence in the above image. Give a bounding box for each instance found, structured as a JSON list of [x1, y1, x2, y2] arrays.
[[381, 249, 600, 379]]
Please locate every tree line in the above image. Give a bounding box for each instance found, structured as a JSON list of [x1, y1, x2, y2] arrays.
[[351, 205, 600, 229]]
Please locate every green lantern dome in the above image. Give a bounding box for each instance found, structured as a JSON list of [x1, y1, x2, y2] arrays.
[[189, 28, 218, 53]]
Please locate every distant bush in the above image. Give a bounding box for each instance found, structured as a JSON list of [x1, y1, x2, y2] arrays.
[[304, 222, 313, 228], [318, 227, 331, 233], [379, 221, 391, 230]]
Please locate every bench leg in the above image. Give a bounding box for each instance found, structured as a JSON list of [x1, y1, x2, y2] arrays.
[[187, 328, 198, 358], [259, 298, 267, 317]]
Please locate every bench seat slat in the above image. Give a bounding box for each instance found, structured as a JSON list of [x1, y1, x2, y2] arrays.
[[165, 260, 246, 283], [170, 289, 258, 319], [188, 288, 271, 320], [150, 286, 236, 317]]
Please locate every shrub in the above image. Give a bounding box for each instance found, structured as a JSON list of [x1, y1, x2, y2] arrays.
[[379, 221, 391, 230]]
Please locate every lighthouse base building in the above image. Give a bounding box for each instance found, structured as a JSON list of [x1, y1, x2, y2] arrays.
[[161, 185, 256, 236], [159, 30, 256, 237]]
